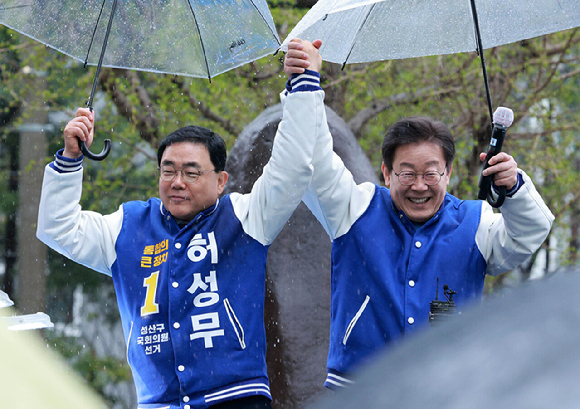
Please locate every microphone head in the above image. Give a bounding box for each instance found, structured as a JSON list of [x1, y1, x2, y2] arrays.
[[493, 107, 514, 128], [443, 284, 448, 290]]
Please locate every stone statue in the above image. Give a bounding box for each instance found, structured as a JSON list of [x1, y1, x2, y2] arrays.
[[225, 104, 379, 408]]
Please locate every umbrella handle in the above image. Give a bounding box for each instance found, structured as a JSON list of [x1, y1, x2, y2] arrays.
[[80, 0, 116, 162], [79, 139, 112, 161], [486, 185, 507, 208], [477, 163, 507, 208]]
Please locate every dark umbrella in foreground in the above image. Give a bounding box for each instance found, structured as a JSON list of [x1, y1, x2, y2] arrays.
[[1, 0, 280, 160], [308, 269, 580, 409]]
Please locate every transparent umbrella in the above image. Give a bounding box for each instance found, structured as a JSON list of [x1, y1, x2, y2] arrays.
[[280, 0, 580, 205], [1, 0, 280, 160], [280, 0, 580, 121]]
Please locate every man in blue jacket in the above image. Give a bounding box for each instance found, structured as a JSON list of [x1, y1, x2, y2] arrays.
[[285, 38, 554, 390], [37, 42, 324, 409]]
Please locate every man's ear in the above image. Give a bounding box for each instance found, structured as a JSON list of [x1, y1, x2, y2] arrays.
[[217, 171, 228, 195], [381, 163, 391, 187], [445, 164, 453, 186]]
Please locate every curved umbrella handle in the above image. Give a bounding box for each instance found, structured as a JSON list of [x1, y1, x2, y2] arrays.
[[80, 0, 117, 162], [79, 139, 112, 161], [486, 185, 506, 208], [478, 172, 507, 208]]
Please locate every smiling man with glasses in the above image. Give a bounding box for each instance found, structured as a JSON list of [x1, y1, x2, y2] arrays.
[[36, 44, 324, 409], [285, 38, 555, 390]]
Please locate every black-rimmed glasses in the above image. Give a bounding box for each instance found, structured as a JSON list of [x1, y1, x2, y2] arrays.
[[394, 170, 445, 186], [159, 164, 215, 184]]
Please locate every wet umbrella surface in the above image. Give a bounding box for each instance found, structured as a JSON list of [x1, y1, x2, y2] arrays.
[[1, 0, 279, 78], [280, 0, 580, 66], [281, 0, 580, 204], [0, 0, 280, 159]]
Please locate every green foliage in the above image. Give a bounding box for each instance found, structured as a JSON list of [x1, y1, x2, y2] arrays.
[[332, 31, 580, 207], [46, 331, 133, 408]]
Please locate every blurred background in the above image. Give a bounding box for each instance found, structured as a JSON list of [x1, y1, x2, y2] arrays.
[[1, 2, 579, 407]]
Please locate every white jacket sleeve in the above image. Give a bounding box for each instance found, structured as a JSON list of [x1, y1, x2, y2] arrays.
[[36, 164, 122, 276], [230, 78, 325, 246], [301, 99, 375, 241], [476, 170, 554, 276]]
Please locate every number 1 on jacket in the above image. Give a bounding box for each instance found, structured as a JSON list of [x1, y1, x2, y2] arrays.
[[141, 271, 160, 316]]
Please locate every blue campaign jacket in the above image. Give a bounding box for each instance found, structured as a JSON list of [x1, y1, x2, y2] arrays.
[[114, 196, 269, 408], [37, 76, 327, 409], [301, 91, 554, 390], [328, 187, 486, 381]]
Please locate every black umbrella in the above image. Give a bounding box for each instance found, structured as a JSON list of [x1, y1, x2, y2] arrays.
[[309, 269, 580, 409]]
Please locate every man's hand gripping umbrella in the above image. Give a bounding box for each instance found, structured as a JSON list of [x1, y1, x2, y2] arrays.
[[63, 108, 95, 160]]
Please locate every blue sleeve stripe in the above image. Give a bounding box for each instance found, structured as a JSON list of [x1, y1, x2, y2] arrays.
[[290, 72, 320, 87], [506, 172, 525, 197], [51, 149, 83, 173], [285, 78, 292, 94], [292, 82, 323, 92], [288, 69, 322, 94], [492, 172, 525, 197]]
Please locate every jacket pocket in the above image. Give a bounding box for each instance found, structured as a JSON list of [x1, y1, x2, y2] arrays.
[[343, 295, 370, 345], [224, 298, 246, 349], [126, 320, 135, 369]]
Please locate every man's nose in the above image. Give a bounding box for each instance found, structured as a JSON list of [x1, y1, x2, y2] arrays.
[[171, 171, 186, 187], [411, 176, 429, 190]]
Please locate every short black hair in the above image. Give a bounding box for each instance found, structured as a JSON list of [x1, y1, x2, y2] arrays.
[[381, 116, 455, 172], [157, 125, 227, 172]]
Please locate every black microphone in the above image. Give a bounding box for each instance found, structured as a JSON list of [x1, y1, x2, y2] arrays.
[[477, 107, 514, 207]]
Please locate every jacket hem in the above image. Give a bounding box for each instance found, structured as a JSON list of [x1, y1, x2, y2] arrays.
[[324, 369, 354, 390], [205, 379, 272, 405]]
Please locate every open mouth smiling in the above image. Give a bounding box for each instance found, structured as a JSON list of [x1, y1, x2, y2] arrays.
[[408, 197, 430, 204]]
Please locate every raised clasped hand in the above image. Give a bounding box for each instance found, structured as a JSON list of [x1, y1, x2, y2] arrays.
[[284, 38, 323, 77]]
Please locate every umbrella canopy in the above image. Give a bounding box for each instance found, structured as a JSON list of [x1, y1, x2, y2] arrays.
[[307, 269, 580, 409], [280, 0, 580, 65], [2, 0, 280, 79], [1, 0, 280, 160], [281, 0, 580, 205]]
